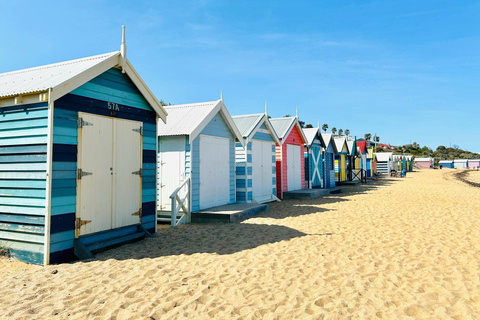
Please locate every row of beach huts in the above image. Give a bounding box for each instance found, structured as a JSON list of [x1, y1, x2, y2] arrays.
[[0, 38, 414, 265]]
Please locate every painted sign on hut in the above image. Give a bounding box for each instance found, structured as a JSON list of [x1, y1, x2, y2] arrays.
[[232, 110, 280, 203], [157, 99, 244, 219], [0, 33, 167, 264], [321, 133, 337, 188], [270, 116, 307, 199], [303, 127, 326, 189]]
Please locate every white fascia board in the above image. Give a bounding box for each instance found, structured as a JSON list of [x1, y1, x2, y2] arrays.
[[264, 117, 281, 146], [317, 130, 326, 148], [50, 53, 121, 102], [295, 119, 308, 144], [219, 100, 245, 148], [124, 60, 167, 123], [249, 115, 281, 146]]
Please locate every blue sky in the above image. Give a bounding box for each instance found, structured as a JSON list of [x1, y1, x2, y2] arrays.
[[1, 1, 479, 151]]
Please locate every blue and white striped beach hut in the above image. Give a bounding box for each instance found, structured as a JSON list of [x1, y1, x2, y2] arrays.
[[303, 127, 326, 188], [232, 110, 280, 203], [321, 133, 337, 188], [0, 34, 167, 264], [157, 99, 244, 217]]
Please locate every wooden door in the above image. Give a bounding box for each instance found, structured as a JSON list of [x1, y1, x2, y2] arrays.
[[262, 142, 274, 196], [112, 118, 142, 228], [78, 113, 114, 235], [157, 136, 186, 211], [251, 140, 263, 198], [199, 135, 230, 209], [287, 144, 301, 191]]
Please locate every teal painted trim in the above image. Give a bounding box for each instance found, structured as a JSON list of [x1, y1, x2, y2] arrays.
[[52, 187, 75, 197], [142, 169, 155, 177], [143, 143, 156, 151], [0, 136, 48, 146], [143, 123, 156, 132], [142, 188, 156, 197], [247, 167, 252, 175], [51, 196, 75, 207], [0, 127, 47, 138], [142, 194, 155, 202], [142, 163, 156, 170], [0, 162, 46, 171], [0, 205, 44, 215], [0, 108, 48, 122], [53, 126, 77, 137], [142, 214, 155, 224], [0, 197, 45, 206], [52, 179, 76, 188], [0, 172, 46, 180], [54, 108, 78, 120], [247, 154, 252, 163], [141, 220, 155, 230], [143, 136, 156, 146], [52, 171, 76, 180], [51, 204, 76, 216], [50, 239, 74, 253], [70, 68, 154, 112], [0, 154, 47, 163], [9, 249, 43, 265], [53, 135, 77, 145], [0, 229, 44, 243], [0, 188, 46, 198], [0, 118, 48, 131], [50, 230, 75, 243], [0, 222, 44, 234], [52, 162, 77, 171], [143, 129, 156, 138], [0, 214, 44, 225]]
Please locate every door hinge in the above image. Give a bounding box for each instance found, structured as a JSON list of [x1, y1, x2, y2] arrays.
[[131, 208, 142, 218], [78, 118, 93, 128], [75, 218, 92, 230], [132, 126, 143, 135], [132, 168, 142, 177], [77, 169, 93, 179]]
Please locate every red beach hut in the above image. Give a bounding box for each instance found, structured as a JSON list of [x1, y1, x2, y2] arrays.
[[270, 116, 307, 199]]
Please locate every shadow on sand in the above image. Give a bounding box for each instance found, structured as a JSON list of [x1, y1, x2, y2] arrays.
[[89, 176, 397, 262]]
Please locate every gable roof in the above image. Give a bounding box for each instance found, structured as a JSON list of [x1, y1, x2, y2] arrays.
[[232, 113, 280, 145], [158, 99, 244, 146], [357, 140, 367, 154], [375, 152, 393, 162], [321, 133, 338, 153], [333, 137, 347, 153], [270, 117, 307, 144], [0, 51, 167, 122], [346, 140, 356, 156], [302, 128, 326, 148]]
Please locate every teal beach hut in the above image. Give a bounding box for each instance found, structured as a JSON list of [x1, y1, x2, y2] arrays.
[[0, 31, 168, 264], [321, 133, 337, 188], [303, 127, 326, 188]]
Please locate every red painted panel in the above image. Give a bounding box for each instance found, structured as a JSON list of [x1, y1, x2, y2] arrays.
[[277, 125, 305, 198]]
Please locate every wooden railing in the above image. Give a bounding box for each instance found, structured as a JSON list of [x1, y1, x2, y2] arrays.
[[169, 178, 191, 227]]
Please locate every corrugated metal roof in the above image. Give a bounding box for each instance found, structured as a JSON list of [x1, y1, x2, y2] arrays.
[[232, 113, 264, 138], [0, 51, 119, 97], [454, 159, 468, 163], [157, 100, 219, 136], [269, 117, 296, 140], [375, 152, 393, 162], [439, 160, 453, 163]]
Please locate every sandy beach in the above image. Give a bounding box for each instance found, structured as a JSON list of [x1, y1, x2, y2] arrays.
[[1, 169, 480, 319]]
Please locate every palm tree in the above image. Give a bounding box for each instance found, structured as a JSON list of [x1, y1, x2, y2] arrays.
[[331, 127, 337, 135], [364, 133, 372, 141], [345, 129, 350, 137], [338, 129, 343, 136], [374, 135, 380, 143], [322, 124, 328, 132]]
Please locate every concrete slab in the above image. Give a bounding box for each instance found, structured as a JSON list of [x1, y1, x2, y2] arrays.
[[192, 203, 269, 223], [283, 187, 342, 200]]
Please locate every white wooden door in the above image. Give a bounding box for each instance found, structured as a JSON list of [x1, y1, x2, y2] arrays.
[[157, 136, 186, 211], [199, 135, 230, 209], [112, 118, 142, 228], [78, 114, 114, 235], [287, 144, 301, 191], [252, 140, 274, 199]]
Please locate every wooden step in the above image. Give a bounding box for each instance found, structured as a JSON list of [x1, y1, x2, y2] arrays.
[[87, 232, 145, 253]]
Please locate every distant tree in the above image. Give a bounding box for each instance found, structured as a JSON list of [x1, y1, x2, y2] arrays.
[[364, 133, 372, 141], [345, 129, 350, 137], [305, 124, 313, 128], [331, 127, 337, 135], [322, 124, 328, 133], [159, 100, 172, 106], [453, 144, 460, 150], [436, 145, 446, 152], [374, 135, 380, 143], [298, 120, 305, 128], [338, 129, 343, 136]]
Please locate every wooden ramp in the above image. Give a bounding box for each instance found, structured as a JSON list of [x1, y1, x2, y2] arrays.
[[283, 187, 342, 200], [191, 203, 269, 223]]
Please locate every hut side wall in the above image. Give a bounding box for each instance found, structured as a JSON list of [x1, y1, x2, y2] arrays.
[[191, 112, 235, 211], [0, 103, 49, 264], [235, 141, 251, 203]]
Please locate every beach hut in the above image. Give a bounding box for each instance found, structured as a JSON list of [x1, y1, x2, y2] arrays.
[[415, 158, 434, 169], [303, 127, 326, 189], [232, 110, 280, 203], [270, 116, 307, 199], [366, 147, 376, 177], [157, 98, 244, 216], [333, 137, 348, 183], [468, 159, 480, 169], [321, 133, 337, 188], [454, 159, 468, 168], [404, 155, 413, 171], [439, 160, 454, 168], [356, 140, 368, 176], [346, 139, 359, 181], [375, 152, 393, 173], [0, 31, 168, 264]]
